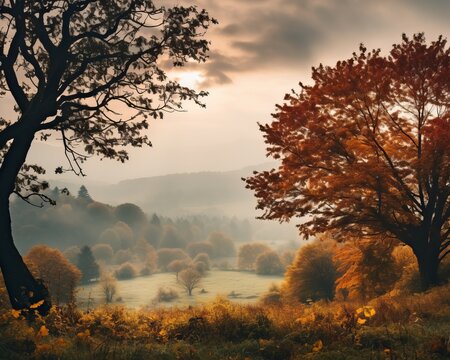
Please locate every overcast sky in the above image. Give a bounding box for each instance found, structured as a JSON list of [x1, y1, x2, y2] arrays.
[[26, 0, 450, 184]]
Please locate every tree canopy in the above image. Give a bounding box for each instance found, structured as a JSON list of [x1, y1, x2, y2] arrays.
[[245, 34, 450, 289], [0, 0, 215, 312]]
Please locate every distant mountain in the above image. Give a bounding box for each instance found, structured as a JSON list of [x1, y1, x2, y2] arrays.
[[47, 163, 300, 242]]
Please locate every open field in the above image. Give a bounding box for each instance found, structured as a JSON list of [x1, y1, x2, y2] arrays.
[[77, 270, 284, 309]]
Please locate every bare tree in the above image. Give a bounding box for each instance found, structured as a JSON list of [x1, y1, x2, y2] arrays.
[[100, 271, 117, 304], [0, 0, 215, 313], [178, 267, 201, 296]]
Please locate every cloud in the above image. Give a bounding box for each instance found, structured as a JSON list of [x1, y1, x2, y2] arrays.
[[188, 0, 450, 87]]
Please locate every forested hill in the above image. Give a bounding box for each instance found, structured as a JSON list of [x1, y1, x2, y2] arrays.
[[48, 163, 277, 218]]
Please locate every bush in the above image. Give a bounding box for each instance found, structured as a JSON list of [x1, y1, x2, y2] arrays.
[[115, 262, 137, 280], [154, 287, 179, 302], [194, 253, 210, 270], [255, 251, 284, 275], [284, 239, 337, 302]]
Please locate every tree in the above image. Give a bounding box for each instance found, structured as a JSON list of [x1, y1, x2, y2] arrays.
[[255, 250, 284, 275], [245, 34, 450, 290], [100, 271, 117, 304], [157, 248, 189, 271], [77, 246, 99, 283], [25, 245, 81, 306], [92, 243, 114, 263], [237, 243, 271, 270], [115, 262, 137, 280], [77, 185, 92, 202], [283, 240, 338, 302], [0, 1, 215, 313], [167, 259, 191, 279], [208, 232, 236, 258], [178, 267, 202, 296]]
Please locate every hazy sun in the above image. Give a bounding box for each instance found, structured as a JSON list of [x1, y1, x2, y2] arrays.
[[173, 71, 205, 89]]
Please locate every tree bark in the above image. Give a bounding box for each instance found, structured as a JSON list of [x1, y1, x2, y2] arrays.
[[0, 129, 51, 314], [415, 247, 440, 291], [0, 197, 51, 314]]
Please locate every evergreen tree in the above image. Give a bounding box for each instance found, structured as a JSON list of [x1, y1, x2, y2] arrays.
[[77, 246, 99, 284], [78, 185, 93, 202]]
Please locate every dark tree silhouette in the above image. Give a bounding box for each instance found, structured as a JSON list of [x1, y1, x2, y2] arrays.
[[77, 246, 99, 284], [0, 0, 216, 313], [77, 185, 92, 202]]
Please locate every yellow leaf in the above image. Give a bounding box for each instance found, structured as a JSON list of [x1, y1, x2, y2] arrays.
[[11, 310, 21, 318], [312, 339, 323, 352], [30, 300, 44, 309], [363, 306, 376, 318], [38, 325, 49, 337], [356, 307, 364, 315], [357, 318, 367, 325]]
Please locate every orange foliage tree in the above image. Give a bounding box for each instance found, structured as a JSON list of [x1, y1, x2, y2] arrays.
[[25, 245, 81, 306], [245, 34, 450, 290], [333, 237, 399, 300]]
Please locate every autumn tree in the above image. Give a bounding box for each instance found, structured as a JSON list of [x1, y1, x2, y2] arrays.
[[178, 267, 202, 296], [100, 271, 117, 304], [0, 1, 215, 313], [237, 243, 271, 270], [25, 245, 81, 306], [245, 34, 450, 290], [208, 232, 236, 258], [255, 250, 284, 275]]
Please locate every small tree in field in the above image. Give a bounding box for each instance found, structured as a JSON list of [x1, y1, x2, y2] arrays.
[[100, 271, 117, 304], [237, 243, 271, 270], [255, 250, 284, 275], [178, 267, 202, 296], [246, 34, 450, 290], [0, 0, 215, 313]]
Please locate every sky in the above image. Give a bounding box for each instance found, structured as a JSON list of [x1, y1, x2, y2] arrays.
[[24, 0, 450, 184]]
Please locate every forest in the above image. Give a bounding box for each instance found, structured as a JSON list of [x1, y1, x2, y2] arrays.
[[0, 0, 449, 359]]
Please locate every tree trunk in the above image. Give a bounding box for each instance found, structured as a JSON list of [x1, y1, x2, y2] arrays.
[[0, 129, 51, 315], [0, 197, 51, 314], [414, 245, 440, 291]]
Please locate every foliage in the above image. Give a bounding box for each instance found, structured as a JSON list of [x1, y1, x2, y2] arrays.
[[193, 253, 211, 270], [115, 262, 137, 280], [334, 237, 400, 300], [284, 240, 338, 302], [92, 243, 114, 263], [238, 242, 271, 270], [24, 245, 81, 305], [207, 232, 236, 258], [0, 284, 449, 359], [167, 259, 192, 279], [245, 33, 450, 290], [77, 246, 100, 284], [154, 287, 179, 303], [255, 250, 284, 275], [157, 248, 190, 271], [186, 242, 214, 258], [114, 203, 146, 230]]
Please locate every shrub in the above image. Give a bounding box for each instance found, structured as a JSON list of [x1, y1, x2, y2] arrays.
[[115, 262, 137, 280], [255, 251, 284, 275], [154, 287, 179, 302], [194, 253, 210, 270], [100, 272, 117, 303], [283, 239, 337, 302]]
